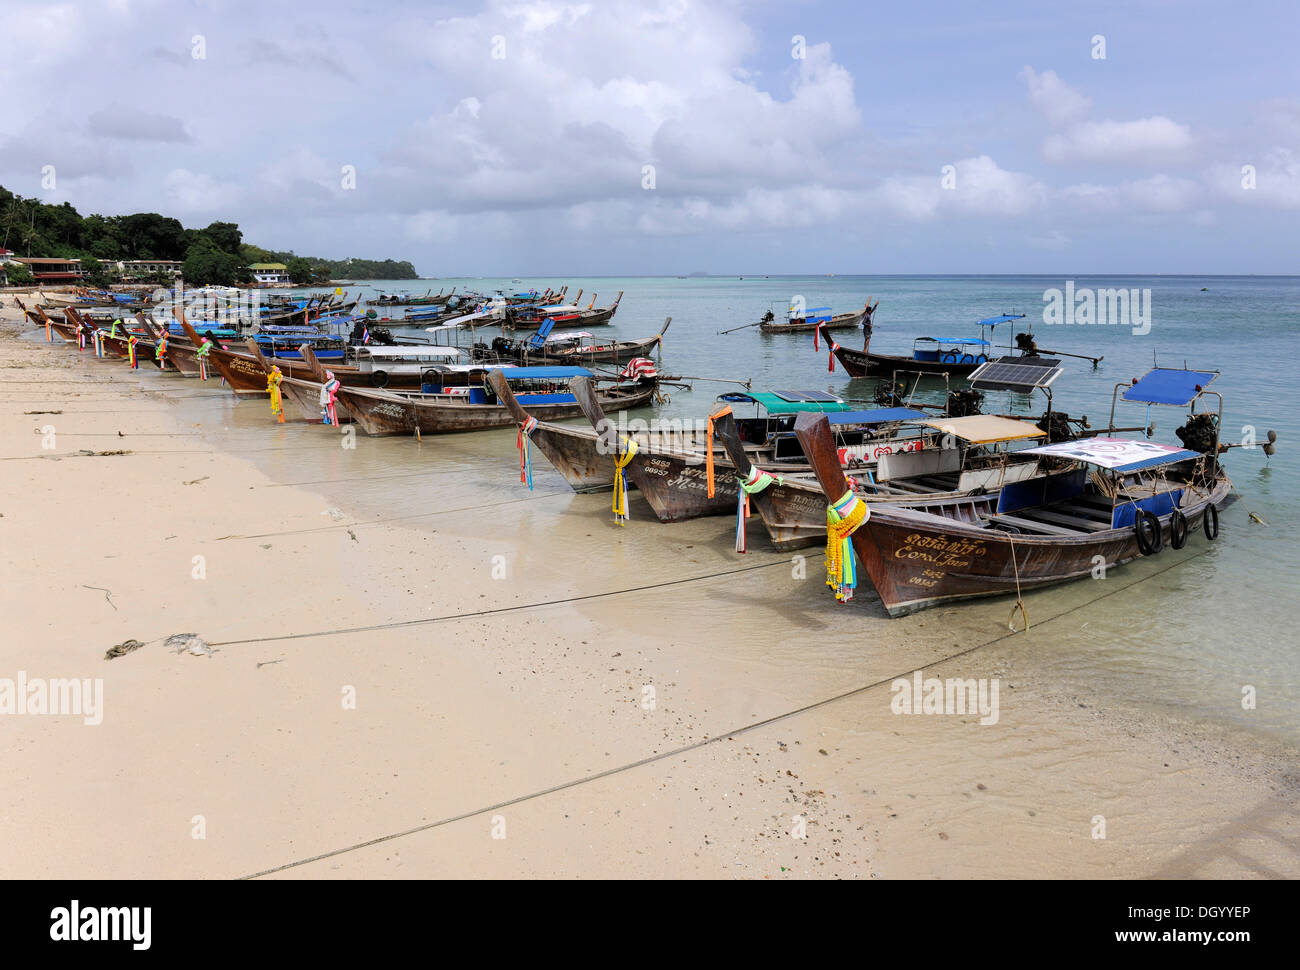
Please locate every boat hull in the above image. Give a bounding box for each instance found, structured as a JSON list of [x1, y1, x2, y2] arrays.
[[854, 478, 1235, 616], [337, 383, 658, 436]]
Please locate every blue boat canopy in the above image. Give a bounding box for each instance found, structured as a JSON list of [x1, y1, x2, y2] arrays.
[[492, 366, 594, 380], [1121, 368, 1218, 406], [977, 314, 1025, 327], [917, 336, 991, 346], [827, 407, 929, 426]]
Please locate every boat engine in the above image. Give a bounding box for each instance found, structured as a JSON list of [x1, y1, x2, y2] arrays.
[[874, 380, 908, 408], [1176, 412, 1220, 454], [945, 388, 984, 417], [1015, 332, 1039, 356], [1036, 410, 1081, 443]]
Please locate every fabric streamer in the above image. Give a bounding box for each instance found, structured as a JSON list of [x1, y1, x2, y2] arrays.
[[828, 340, 838, 372], [127, 334, 138, 368], [267, 366, 284, 423], [155, 331, 167, 368], [825, 487, 869, 602], [705, 405, 732, 498], [813, 323, 820, 352], [517, 415, 539, 489], [734, 465, 784, 553], [612, 435, 639, 524], [195, 338, 212, 381], [320, 371, 341, 426]]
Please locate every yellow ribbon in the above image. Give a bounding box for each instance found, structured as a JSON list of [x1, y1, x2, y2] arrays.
[[825, 485, 868, 602], [613, 436, 639, 523]]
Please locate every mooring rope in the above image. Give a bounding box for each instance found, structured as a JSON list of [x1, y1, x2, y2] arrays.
[[238, 548, 1212, 879]]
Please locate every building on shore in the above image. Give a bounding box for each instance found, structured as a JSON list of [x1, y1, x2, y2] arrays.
[[11, 256, 83, 283], [117, 259, 183, 280], [249, 262, 291, 285]]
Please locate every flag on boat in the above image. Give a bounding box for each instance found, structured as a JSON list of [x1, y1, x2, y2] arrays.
[[361, 325, 370, 344], [620, 357, 658, 380]]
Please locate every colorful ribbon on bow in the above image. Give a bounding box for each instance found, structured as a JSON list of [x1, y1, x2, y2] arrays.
[[320, 374, 340, 425], [828, 340, 838, 372], [734, 465, 783, 553], [127, 334, 139, 368], [155, 331, 168, 367], [706, 405, 732, 498], [93, 329, 105, 358], [267, 367, 284, 423], [612, 435, 639, 524], [195, 338, 212, 381], [825, 487, 869, 602], [517, 415, 539, 489]]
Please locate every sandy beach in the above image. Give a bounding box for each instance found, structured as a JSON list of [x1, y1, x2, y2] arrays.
[[2, 297, 1297, 880]]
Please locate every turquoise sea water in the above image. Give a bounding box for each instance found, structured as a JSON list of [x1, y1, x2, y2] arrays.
[[296, 275, 1300, 741]]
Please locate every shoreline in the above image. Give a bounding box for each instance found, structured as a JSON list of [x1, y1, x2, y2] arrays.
[[2, 302, 1297, 879]]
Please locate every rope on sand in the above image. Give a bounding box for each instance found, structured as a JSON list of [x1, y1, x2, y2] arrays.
[[239, 548, 1211, 879]]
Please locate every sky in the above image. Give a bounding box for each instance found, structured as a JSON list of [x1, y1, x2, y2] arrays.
[[1, 0, 1297, 275]]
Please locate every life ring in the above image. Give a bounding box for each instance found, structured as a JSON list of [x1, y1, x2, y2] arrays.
[[1203, 503, 1219, 540], [370, 369, 389, 388], [1169, 509, 1188, 549], [959, 353, 975, 365], [940, 352, 958, 364], [1135, 509, 1162, 555]]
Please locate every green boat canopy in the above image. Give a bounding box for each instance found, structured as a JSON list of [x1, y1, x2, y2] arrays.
[[719, 390, 851, 414]]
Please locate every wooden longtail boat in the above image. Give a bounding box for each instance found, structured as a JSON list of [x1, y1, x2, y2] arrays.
[[480, 317, 670, 367], [570, 376, 744, 521], [297, 348, 658, 436], [830, 313, 1025, 378], [505, 291, 622, 330], [489, 370, 620, 491], [758, 301, 873, 335], [176, 315, 270, 395], [710, 411, 1054, 551], [791, 368, 1245, 615]]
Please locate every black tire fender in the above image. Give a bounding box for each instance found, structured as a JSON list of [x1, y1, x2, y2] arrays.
[[370, 369, 389, 388], [1203, 502, 1219, 540], [1169, 508, 1188, 550], [1135, 509, 1162, 555]]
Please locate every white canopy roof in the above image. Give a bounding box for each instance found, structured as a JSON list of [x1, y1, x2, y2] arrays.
[[1021, 437, 1202, 472]]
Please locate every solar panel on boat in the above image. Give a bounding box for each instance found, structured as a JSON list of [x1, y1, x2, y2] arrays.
[[969, 356, 1064, 392]]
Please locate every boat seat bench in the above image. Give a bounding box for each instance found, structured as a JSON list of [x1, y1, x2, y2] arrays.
[[985, 513, 1080, 536], [1021, 508, 1111, 532]]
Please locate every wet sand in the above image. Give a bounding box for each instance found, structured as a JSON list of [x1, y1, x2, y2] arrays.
[[2, 298, 1297, 879]]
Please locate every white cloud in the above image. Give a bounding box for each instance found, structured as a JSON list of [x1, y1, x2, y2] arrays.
[[875, 156, 1047, 220], [1043, 117, 1193, 164], [1020, 66, 1091, 126]]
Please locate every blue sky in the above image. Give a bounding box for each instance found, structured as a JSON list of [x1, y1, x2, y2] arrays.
[[1, 0, 1296, 275]]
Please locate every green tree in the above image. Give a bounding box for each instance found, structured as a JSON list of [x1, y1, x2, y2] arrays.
[[286, 256, 315, 284], [202, 221, 243, 254], [80, 255, 113, 288], [183, 237, 242, 285], [121, 212, 187, 259], [4, 261, 35, 286]]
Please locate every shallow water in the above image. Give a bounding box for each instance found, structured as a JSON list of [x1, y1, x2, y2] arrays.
[[186, 275, 1300, 742]]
